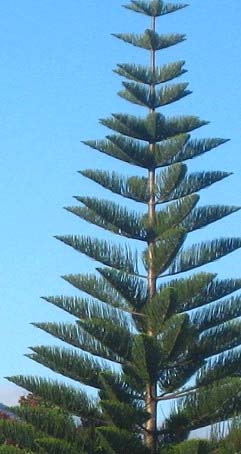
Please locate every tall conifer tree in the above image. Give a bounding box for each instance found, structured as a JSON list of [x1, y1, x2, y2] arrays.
[[6, 1, 241, 453]]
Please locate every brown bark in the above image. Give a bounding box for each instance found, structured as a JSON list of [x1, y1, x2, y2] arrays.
[[144, 166, 158, 454], [144, 14, 158, 454]]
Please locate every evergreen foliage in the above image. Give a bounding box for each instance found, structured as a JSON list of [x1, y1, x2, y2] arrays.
[[5, 1, 241, 453]]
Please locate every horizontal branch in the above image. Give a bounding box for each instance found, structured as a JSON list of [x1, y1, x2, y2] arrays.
[[156, 386, 198, 401]]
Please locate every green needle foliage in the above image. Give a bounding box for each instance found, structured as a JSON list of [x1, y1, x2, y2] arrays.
[[6, 1, 241, 453]]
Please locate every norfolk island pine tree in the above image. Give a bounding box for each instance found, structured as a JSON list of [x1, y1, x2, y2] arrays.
[[4, 1, 241, 453]]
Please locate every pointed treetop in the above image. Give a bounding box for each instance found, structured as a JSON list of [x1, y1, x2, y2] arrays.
[[123, 0, 189, 17]]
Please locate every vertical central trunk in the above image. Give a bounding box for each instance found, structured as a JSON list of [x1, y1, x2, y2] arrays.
[[148, 167, 156, 301], [144, 14, 158, 454], [144, 168, 158, 453]]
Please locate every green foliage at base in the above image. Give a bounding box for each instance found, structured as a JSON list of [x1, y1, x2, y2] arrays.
[[0, 447, 34, 454], [0, 420, 40, 451], [212, 426, 241, 454], [162, 439, 213, 454]]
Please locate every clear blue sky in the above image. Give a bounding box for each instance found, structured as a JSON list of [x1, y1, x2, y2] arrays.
[[0, 0, 241, 405]]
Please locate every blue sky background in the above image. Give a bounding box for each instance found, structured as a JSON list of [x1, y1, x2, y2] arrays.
[[0, 0, 241, 410]]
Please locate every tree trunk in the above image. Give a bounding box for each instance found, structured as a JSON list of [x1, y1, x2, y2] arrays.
[[144, 14, 158, 454]]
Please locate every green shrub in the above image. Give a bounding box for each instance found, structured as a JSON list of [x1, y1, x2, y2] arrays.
[[162, 439, 213, 454]]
